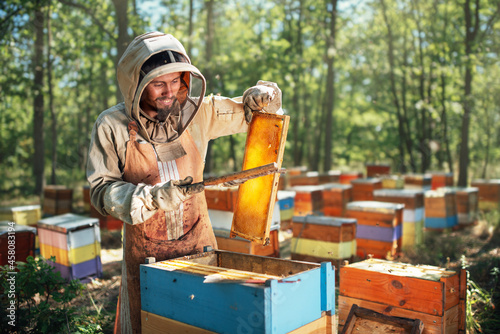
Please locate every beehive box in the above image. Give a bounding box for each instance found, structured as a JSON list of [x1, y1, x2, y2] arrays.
[[380, 175, 405, 189], [366, 164, 391, 178], [288, 171, 320, 187], [404, 174, 431, 191], [288, 185, 324, 216], [339, 258, 467, 334], [424, 189, 458, 230], [141, 250, 336, 334], [373, 189, 425, 249], [208, 203, 281, 258], [0, 221, 37, 266], [339, 172, 363, 185], [0, 205, 42, 226], [318, 170, 341, 184], [291, 215, 357, 265], [346, 201, 404, 259], [277, 190, 296, 230], [205, 186, 239, 211], [351, 178, 382, 201], [43, 185, 73, 215], [470, 179, 500, 211], [321, 183, 352, 217], [37, 213, 102, 281], [442, 187, 478, 226], [430, 172, 454, 190]]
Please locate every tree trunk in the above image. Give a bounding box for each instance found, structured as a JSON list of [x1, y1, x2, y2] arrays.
[[458, 0, 477, 187], [322, 0, 338, 172], [33, 6, 45, 195], [112, 0, 130, 102], [380, 0, 409, 173], [204, 0, 215, 174], [47, 4, 57, 185]]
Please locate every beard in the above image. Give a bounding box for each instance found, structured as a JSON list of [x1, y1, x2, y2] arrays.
[[156, 98, 181, 122]]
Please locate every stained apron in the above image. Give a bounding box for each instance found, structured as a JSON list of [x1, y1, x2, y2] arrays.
[[114, 121, 216, 334]]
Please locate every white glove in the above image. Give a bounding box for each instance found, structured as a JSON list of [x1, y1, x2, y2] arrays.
[[151, 176, 204, 212], [242, 81, 282, 123]]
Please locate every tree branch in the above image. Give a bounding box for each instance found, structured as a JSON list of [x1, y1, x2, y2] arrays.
[[57, 0, 116, 40]]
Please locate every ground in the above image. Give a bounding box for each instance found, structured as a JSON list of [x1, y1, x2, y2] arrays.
[[75, 218, 500, 333]]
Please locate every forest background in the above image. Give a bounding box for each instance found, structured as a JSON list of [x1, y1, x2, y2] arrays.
[[1, 0, 499, 200]]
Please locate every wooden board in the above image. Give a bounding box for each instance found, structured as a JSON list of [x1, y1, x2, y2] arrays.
[[231, 113, 289, 244], [340, 304, 423, 334]]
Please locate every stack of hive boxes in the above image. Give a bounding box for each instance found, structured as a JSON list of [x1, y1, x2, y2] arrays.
[[43, 185, 73, 215], [37, 213, 102, 281], [346, 201, 404, 259], [0, 204, 42, 252], [424, 189, 458, 230], [351, 178, 382, 201], [471, 179, 500, 211], [291, 215, 357, 267], [288, 171, 320, 187], [443, 187, 478, 226], [140, 250, 337, 333], [205, 187, 281, 257], [404, 174, 431, 191], [277, 190, 295, 230], [0, 221, 37, 266], [318, 170, 341, 184], [366, 164, 391, 178], [321, 183, 352, 217], [430, 172, 454, 190], [373, 189, 425, 249], [288, 185, 324, 217], [339, 258, 466, 334]]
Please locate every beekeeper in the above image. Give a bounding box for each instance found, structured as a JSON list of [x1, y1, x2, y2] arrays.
[[86, 31, 282, 333]]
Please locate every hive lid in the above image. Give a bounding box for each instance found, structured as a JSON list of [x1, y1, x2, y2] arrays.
[[0, 205, 41, 213], [373, 189, 424, 197], [0, 221, 37, 235], [347, 201, 404, 213], [231, 112, 290, 245], [37, 213, 99, 233], [345, 258, 457, 281], [293, 215, 357, 226]]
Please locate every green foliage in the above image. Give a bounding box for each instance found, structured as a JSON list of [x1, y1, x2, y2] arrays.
[[0, 256, 106, 334], [463, 258, 500, 334]]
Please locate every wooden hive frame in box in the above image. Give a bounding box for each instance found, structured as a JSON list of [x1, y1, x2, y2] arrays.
[[231, 112, 289, 245]]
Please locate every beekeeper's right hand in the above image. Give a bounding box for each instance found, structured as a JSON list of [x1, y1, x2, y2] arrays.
[[151, 176, 204, 212]]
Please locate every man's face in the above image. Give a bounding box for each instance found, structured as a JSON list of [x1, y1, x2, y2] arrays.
[[140, 72, 182, 119]]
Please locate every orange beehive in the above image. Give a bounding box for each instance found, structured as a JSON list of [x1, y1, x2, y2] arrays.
[[231, 112, 289, 245], [288, 171, 320, 186], [441, 187, 478, 226], [430, 172, 454, 190], [366, 164, 391, 177], [351, 178, 382, 201], [43, 185, 73, 215], [204, 187, 239, 211], [288, 185, 324, 216], [471, 179, 500, 211], [318, 170, 341, 184], [321, 183, 352, 217], [404, 174, 431, 190], [339, 258, 467, 334], [339, 171, 363, 185]]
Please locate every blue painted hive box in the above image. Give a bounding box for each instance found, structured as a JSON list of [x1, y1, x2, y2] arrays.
[[140, 250, 335, 334]]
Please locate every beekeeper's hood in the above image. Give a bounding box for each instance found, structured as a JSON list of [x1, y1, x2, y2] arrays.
[[117, 32, 206, 147]]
